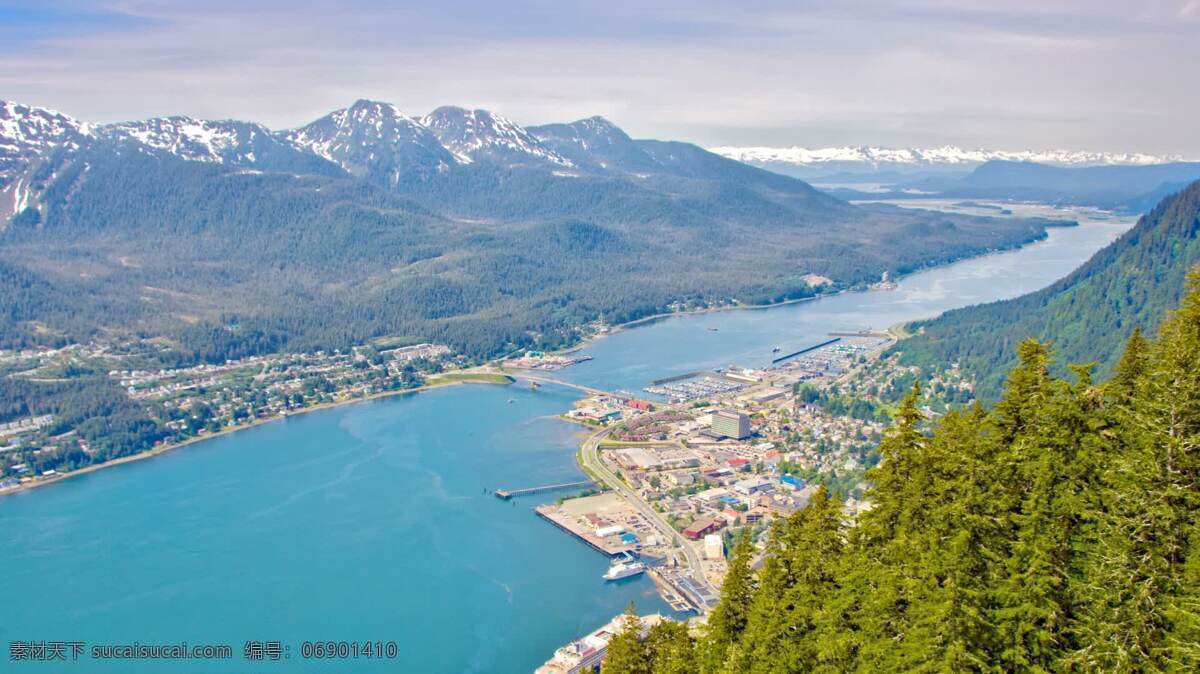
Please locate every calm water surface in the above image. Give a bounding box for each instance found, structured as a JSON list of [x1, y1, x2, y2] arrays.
[[0, 202, 1136, 673]]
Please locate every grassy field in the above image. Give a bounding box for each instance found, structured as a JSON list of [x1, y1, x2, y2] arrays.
[[425, 372, 515, 386]]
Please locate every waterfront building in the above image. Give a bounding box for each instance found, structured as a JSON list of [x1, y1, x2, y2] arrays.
[[711, 410, 751, 439]]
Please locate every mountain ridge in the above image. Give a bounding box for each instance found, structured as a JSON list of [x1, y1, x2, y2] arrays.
[[894, 179, 1200, 399], [0, 97, 1075, 364]]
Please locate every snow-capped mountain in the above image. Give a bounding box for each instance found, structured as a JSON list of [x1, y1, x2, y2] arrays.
[[528, 116, 660, 173], [1, 102, 94, 221], [101, 117, 264, 163], [420, 106, 570, 167], [0, 101, 91, 173], [283, 99, 458, 182], [101, 116, 344, 175], [710, 144, 1185, 174]]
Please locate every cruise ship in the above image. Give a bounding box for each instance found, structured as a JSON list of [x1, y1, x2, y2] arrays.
[[602, 558, 646, 581], [536, 613, 664, 674]]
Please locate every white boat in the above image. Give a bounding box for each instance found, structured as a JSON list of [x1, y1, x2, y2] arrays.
[[603, 559, 646, 581]]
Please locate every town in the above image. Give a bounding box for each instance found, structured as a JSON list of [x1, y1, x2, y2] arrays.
[[532, 332, 976, 672], [0, 340, 460, 491]]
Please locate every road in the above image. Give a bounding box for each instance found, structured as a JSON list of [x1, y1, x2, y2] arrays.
[[578, 425, 716, 609], [509, 370, 718, 607], [517, 372, 619, 398]]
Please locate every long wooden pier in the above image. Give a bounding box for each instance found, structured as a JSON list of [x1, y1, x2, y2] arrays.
[[494, 480, 595, 500]]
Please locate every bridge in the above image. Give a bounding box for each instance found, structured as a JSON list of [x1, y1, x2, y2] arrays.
[[516, 373, 625, 399], [494, 480, 596, 500]]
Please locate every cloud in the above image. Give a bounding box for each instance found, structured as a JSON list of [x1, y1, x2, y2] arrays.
[[0, 0, 1195, 154]]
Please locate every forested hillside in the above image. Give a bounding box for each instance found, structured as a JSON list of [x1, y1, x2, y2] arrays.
[[603, 268, 1200, 672], [895, 180, 1200, 400], [0, 100, 1068, 363]]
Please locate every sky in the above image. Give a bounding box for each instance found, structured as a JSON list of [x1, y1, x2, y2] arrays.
[[1, 0, 1198, 154]]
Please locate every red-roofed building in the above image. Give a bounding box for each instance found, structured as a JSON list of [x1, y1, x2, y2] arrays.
[[683, 517, 726, 540]]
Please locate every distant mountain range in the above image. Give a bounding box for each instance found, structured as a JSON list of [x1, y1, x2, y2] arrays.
[[710, 144, 1190, 181], [0, 98, 1069, 360], [814, 159, 1200, 214], [895, 178, 1200, 399]]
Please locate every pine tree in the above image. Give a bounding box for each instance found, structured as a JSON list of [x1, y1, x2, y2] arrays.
[[602, 601, 650, 674], [732, 521, 789, 673], [644, 620, 695, 674], [848, 384, 928, 669], [897, 406, 1000, 672], [1109, 327, 1150, 405], [782, 486, 844, 671], [698, 535, 755, 673], [992, 364, 1099, 672]]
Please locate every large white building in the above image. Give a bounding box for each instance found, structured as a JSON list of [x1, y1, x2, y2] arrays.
[[704, 534, 725, 560], [711, 410, 751, 439]]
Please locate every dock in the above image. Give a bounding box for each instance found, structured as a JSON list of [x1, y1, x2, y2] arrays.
[[534, 504, 636, 557], [646, 567, 700, 613], [494, 480, 595, 500], [650, 371, 707, 386], [828, 330, 891, 338], [771, 337, 841, 364]]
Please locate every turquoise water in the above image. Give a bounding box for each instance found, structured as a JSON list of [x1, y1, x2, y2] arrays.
[[559, 203, 1134, 392], [0, 203, 1136, 673], [0, 385, 672, 673]]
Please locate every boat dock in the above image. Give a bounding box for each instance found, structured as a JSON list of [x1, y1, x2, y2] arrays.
[[646, 567, 700, 613], [828, 330, 891, 338], [494, 480, 595, 500], [771, 337, 841, 364], [649, 371, 707, 386]]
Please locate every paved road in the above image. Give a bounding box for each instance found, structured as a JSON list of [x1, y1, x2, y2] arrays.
[[578, 425, 716, 608], [510, 370, 718, 607]]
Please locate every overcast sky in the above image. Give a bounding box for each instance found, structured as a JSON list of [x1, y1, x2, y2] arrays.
[[2, 0, 1198, 154]]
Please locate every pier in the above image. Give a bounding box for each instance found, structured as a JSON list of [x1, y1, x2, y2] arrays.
[[828, 330, 891, 338], [495, 480, 595, 500], [650, 371, 707, 386], [534, 504, 637, 557], [771, 337, 841, 364]]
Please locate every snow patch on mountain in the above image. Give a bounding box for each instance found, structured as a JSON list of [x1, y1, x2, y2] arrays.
[[420, 106, 572, 166], [709, 145, 1186, 167], [100, 117, 273, 164], [0, 101, 91, 167], [285, 99, 457, 173]]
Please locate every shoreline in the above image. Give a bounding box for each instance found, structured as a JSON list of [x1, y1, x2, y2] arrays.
[[2, 210, 1105, 501], [554, 216, 1077, 357], [0, 377, 513, 499]]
